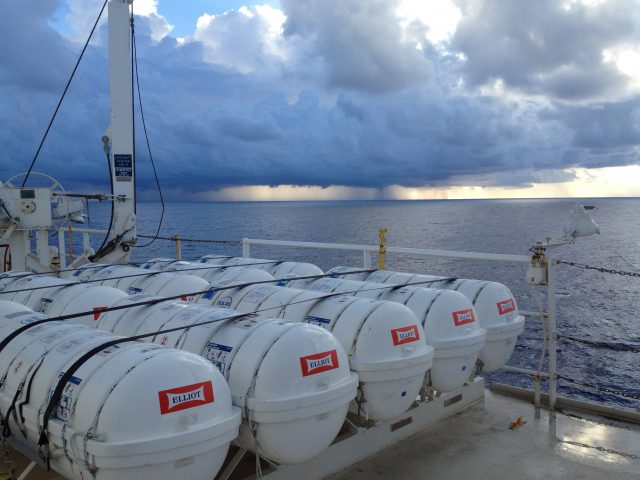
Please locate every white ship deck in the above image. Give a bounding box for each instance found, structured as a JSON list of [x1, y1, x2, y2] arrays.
[[331, 388, 640, 480], [6, 386, 639, 480]]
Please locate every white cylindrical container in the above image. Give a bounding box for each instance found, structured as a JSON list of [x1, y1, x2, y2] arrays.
[[328, 267, 525, 372], [0, 272, 33, 292], [443, 279, 525, 372], [0, 274, 68, 305], [199, 281, 433, 420], [0, 275, 127, 327], [75, 264, 209, 302], [0, 301, 240, 480], [63, 263, 110, 281], [285, 276, 486, 392], [96, 298, 358, 465], [198, 255, 324, 277], [139, 258, 193, 271], [139, 258, 276, 284]]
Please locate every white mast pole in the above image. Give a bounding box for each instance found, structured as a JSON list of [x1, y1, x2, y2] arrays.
[[100, 0, 136, 263]]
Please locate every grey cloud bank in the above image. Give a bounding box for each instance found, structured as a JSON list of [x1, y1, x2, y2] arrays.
[[1, 0, 639, 199]]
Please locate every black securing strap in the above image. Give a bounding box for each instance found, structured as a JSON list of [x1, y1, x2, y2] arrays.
[[0, 318, 60, 356]]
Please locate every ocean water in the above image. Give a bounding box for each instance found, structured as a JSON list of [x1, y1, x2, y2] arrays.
[[84, 198, 640, 409]]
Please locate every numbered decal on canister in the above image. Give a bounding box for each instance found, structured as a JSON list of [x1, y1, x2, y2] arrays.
[[497, 299, 516, 315], [158, 381, 214, 415], [390, 325, 420, 345], [204, 343, 233, 375], [299, 350, 339, 377], [452, 309, 475, 326], [34, 298, 53, 314]]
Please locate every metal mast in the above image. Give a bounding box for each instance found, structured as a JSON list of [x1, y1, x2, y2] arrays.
[[98, 0, 136, 263]]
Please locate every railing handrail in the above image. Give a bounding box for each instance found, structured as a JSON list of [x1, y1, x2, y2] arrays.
[[241, 238, 531, 263]]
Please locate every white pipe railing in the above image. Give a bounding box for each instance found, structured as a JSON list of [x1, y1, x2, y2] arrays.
[[241, 238, 531, 264]]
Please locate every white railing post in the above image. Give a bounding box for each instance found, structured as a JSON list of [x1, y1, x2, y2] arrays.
[[363, 250, 372, 269], [547, 259, 558, 410], [57, 229, 67, 269], [82, 232, 90, 255], [35, 229, 49, 267], [242, 238, 250, 258]]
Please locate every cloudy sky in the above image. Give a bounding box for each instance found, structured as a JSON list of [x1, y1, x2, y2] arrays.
[[1, 0, 639, 200]]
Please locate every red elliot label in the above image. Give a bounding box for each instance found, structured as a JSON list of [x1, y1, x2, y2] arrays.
[[452, 309, 475, 326], [300, 350, 339, 377], [391, 325, 421, 345], [158, 381, 214, 415], [497, 299, 516, 315]]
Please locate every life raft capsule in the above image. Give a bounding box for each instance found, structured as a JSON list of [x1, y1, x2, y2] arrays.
[[283, 276, 486, 392], [139, 258, 276, 283], [0, 273, 127, 326], [328, 267, 525, 372], [0, 300, 240, 480], [95, 297, 358, 465], [67, 264, 209, 302], [197, 255, 324, 277], [199, 280, 434, 421]]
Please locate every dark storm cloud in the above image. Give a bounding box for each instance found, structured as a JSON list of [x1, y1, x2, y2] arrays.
[[451, 0, 640, 100], [546, 98, 640, 149], [0, 0, 75, 93], [1, 0, 639, 199], [281, 0, 431, 93]]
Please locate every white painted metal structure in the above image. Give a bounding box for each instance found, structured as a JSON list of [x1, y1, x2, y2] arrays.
[[0, 0, 136, 272], [100, 0, 136, 263]]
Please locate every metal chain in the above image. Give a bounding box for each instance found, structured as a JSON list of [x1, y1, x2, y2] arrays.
[[137, 234, 238, 245], [558, 334, 640, 354], [558, 439, 639, 460], [558, 375, 640, 402], [558, 261, 640, 277]]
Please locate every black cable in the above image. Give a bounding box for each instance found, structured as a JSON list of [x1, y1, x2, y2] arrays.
[[0, 202, 13, 220], [93, 150, 115, 257], [21, 0, 109, 188], [0, 260, 285, 296], [52, 193, 109, 200], [0, 271, 453, 330], [0, 255, 235, 279], [131, 21, 164, 248], [130, 5, 137, 216]]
